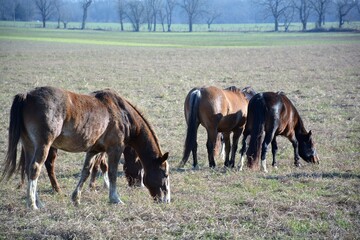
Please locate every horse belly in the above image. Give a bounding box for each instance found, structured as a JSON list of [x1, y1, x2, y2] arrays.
[[52, 120, 108, 152], [218, 114, 245, 132]]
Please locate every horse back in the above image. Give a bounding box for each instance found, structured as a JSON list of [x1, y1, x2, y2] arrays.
[[22, 87, 111, 152], [261, 92, 300, 137]]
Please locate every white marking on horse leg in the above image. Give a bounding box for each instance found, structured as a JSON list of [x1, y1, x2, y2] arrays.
[[261, 159, 268, 173], [140, 169, 145, 188], [109, 183, 123, 204], [238, 156, 245, 171], [27, 179, 38, 210], [35, 192, 45, 209], [103, 171, 110, 189]]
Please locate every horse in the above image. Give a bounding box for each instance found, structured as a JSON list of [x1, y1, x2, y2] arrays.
[[2, 86, 170, 209], [178, 86, 256, 169], [238, 91, 320, 172], [17, 146, 143, 192]]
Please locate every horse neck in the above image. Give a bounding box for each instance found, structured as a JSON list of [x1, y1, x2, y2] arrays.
[[294, 112, 307, 139], [130, 127, 162, 170], [125, 102, 162, 170]]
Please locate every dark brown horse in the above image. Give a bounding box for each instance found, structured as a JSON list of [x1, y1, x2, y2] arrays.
[[238, 91, 320, 172], [2, 86, 170, 209], [178, 86, 256, 169], [18, 146, 143, 192]]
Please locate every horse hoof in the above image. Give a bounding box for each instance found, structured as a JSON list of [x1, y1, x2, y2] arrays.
[[192, 165, 200, 170], [110, 199, 124, 205]]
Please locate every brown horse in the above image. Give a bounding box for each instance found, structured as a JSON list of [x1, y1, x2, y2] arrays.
[[18, 146, 143, 192], [178, 86, 256, 169], [2, 86, 170, 209], [238, 91, 320, 172]]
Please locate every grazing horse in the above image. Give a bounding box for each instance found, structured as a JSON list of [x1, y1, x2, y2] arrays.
[[178, 86, 256, 169], [2, 86, 170, 209], [18, 146, 143, 192], [238, 91, 320, 172]]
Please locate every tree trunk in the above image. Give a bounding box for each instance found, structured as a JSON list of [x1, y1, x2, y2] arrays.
[[274, 18, 278, 31], [42, 16, 46, 28], [81, 8, 88, 30]]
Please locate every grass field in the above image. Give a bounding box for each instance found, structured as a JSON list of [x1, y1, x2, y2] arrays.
[[0, 27, 359, 239]]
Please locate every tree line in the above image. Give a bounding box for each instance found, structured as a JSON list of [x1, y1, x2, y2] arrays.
[[1, 0, 359, 32]]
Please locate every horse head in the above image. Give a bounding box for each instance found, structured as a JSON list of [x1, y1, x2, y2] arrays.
[[143, 152, 171, 203], [298, 130, 320, 164], [241, 86, 257, 101]]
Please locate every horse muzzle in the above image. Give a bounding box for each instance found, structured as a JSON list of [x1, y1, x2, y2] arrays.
[[311, 154, 320, 164]]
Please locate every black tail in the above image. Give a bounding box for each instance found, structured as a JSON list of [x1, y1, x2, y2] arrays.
[[181, 89, 201, 163], [246, 96, 265, 169], [2, 93, 26, 181]]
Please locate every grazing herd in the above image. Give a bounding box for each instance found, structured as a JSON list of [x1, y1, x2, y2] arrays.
[[1, 85, 319, 209]]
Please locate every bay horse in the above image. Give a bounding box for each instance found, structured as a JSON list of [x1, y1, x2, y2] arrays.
[[178, 86, 256, 169], [18, 146, 143, 192], [2, 86, 170, 209], [238, 91, 320, 172]]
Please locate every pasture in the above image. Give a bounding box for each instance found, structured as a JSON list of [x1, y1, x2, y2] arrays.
[[0, 27, 359, 239]]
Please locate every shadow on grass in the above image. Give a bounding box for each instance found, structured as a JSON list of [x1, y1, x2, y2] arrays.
[[264, 171, 360, 180]]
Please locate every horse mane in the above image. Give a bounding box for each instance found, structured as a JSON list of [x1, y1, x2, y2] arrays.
[[92, 89, 163, 154], [224, 86, 241, 92], [123, 98, 163, 153]]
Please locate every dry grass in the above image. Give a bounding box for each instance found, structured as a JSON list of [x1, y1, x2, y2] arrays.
[[0, 31, 359, 239]]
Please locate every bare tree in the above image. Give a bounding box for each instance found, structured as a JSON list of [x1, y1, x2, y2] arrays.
[[165, 0, 176, 32], [309, 0, 330, 28], [117, 0, 126, 31], [205, 8, 220, 31], [126, 0, 145, 31], [335, 0, 357, 28], [158, 2, 167, 32], [53, 0, 63, 28], [256, 0, 291, 31], [34, 0, 54, 28], [292, 0, 312, 31], [180, 0, 206, 32], [282, 4, 294, 31], [80, 0, 92, 30]]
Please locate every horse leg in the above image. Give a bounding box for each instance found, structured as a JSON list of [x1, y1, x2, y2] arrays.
[[27, 144, 51, 210], [222, 133, 231, 167], [71, 152, 97, 206], [107, 147, 124, 204], [18, 148, 26, 189], [206, 130, 217, 168], [238, 130, 249, 171], [290, 137, 301, 167], [89, 153, 107, 190], [99, 153, 109, 189], [44, 147, 61, 193], [229, 128, 242, 168], [271, 138, 278, 168], [192, 142, 199, 170], [261, 131, 276, 173]]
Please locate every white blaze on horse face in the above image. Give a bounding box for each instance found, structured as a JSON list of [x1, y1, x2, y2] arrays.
[[164, 176, 171, 203], [28, 179, 38, 210], [261, 159, 268, 173]]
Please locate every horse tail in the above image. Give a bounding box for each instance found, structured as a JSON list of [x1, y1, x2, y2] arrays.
[[2, 93, 26, 181], [181, 89, 201, 163], [246, 95, 265, 170]]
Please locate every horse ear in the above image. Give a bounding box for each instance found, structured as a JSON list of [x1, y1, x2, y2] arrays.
[[308, 130, 312, 136], [160, 152, 169, 163]]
